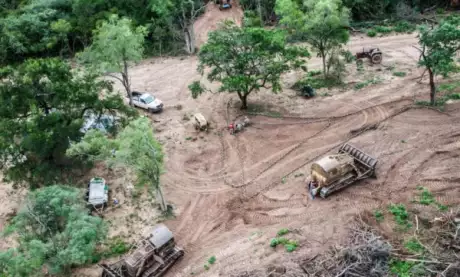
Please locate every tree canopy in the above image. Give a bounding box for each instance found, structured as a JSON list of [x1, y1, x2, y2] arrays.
[[0, 58, 133, 187], [79, 14, 147, 105], [0, 185, 107, 276], [417, 15, 460, 105], [276, 0, 350, 78], [190, 21, 309, 109]]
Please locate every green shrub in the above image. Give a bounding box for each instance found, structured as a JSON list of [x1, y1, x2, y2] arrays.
[[374, 209, 384, 222], [102, 237, 132, 258], [375, 25, 392, 33], [270, 238, 280, 247], [277, 228, 290, 236], [354, 78, 381, 90], [394, 21, 416, 33], [436, 8, 445, 14], [208, 256, 216, 265], [404, 237, 424, 254], [285, 243, 297, 252], [367, 30, 377, 37], [341, 50, 356, 63], [393, 71, 406, 77], [307, 70, 322, 77], [204, 264, 210, 270], [390, 259, 421, 277], [388, 204, 411, 228]]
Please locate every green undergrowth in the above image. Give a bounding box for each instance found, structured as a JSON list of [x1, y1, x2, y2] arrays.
[[270, 228, 298, 252]]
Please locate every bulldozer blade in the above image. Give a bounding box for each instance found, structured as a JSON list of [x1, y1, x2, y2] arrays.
[[339, 143, 377, 170]]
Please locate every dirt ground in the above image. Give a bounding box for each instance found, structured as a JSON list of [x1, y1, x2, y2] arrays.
[[91, 30, 460, 277], [2, 4, 460, 277]]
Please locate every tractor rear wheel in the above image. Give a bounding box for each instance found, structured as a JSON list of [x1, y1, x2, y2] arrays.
[[371, 53, 382, 64]]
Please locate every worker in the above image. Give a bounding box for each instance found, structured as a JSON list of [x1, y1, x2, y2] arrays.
[[228, 123, 235, 134], [309, 180, 318, 199]]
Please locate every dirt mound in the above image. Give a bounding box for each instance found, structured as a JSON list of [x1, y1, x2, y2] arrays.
[[194, 1, 244, 49]]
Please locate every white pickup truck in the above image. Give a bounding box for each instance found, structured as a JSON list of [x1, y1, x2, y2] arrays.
[[131, 91, 164, 113]]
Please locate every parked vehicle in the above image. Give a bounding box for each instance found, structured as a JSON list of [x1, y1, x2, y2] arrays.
[[131, 91, 164, 113], [193, 113, 209, 131], [85, 177, 109, 213]]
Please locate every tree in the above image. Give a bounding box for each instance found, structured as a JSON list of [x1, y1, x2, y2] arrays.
[[276, 0, 350, 78], [79, 14, 147, 106], [175, 0, 207, 54], [190, 21, 309, 109], [0, 58, 133, 188], [67, 118, 167, 211], [416, 16, 460, 105], [1, 185, 107, 276]]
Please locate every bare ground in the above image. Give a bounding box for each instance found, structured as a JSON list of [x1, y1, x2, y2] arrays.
[[100, 31, 460, 277], [2, 6, 460, 277]]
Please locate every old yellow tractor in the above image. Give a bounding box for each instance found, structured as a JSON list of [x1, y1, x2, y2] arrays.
[[307, 144, 377, 198]]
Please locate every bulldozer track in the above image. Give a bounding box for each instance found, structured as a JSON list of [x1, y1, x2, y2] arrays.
[[237, 104, 414, 201]]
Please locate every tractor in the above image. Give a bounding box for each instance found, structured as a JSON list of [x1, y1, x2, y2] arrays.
[[307, 143, 377, 199], [355, 47, 382, 64]]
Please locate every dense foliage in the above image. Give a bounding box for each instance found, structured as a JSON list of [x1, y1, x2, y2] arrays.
[[0, 0, 206, 65], [0, 58, 133, 187], [67, 117, 167, 211], [191, 21, 309, 109], [276, 0, 350, 78], [0, 185, 107, 276]]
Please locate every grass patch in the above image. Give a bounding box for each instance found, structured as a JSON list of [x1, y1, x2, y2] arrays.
[[354, 77, 382, 90], [393, 71, 406, 77], [294, 172, 304, 178], [374, 209, 384, 222], [96, 236, 132, 261], [390, 259, 425, 277], [270, 237, 299, 252], [367, 30, 377, 37], [294, 76, 342, 90], [388, 204, 412, 229], [307, 70, 322, 77], [404, 237, 424, 254], [246, 103, 282, 118], [185, 136, 193, 141], [413, 187, 449, 211], [375, 25, 392, 33], [393, 21, 416, 33]]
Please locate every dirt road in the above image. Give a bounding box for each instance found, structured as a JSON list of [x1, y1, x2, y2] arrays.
[[104, 31, 460, 277]]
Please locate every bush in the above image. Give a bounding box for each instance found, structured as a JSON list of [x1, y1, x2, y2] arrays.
[[208, 256, 216, 265], [388, 204, 411, 229], [367, 30, 377, 37], [393, 71, 406, 77], [341, 50, 356, 63], [105, 237, 131, 257], [374, 209, 384, 222], [277, 228, 290, 236], [307, 70, 322, 77], [375, 25, 392, 33], [394, 21, 416, 33], [404, 238, 424, 254]]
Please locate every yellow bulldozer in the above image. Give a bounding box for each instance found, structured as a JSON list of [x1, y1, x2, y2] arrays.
[[307, 144, 377, 199]]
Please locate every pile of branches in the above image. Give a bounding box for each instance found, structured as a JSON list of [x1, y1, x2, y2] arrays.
[[415, 209, 460, 277], [300, 218, 392, 277]]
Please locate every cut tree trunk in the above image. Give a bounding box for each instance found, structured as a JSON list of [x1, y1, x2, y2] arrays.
[[428, 68, 436, 106]]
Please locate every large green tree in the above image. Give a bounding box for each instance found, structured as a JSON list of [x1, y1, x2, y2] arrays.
[[0, 58, 132, 187], [0, 185, 107, 276], [67, 117, 167, 211], [276, 0, 350, 78], [416, 15, 460, 105], [190, 21, 309, 109], [79, 14, 147, 106]]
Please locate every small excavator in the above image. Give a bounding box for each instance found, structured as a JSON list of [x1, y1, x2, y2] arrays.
[[307, 143, 378, 199]]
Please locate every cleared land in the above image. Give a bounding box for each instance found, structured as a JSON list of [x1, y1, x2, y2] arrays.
[[2, 3, 460, 277]]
